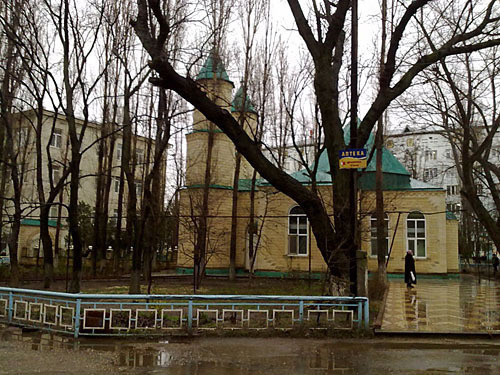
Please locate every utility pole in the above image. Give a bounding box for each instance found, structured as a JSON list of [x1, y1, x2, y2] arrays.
[[349, 0, 359, 295], [375, 0, 388, 291]]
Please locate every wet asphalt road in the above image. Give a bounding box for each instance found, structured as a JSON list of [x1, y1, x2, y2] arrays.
[[0, 327, 499, 374]]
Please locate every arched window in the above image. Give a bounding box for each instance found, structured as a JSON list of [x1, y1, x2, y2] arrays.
[[370, 213, 389, 257], [407, 211, 426, 257], [288, 206, 308, 256]]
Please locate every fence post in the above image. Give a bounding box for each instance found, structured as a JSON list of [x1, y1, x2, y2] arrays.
[[364, 299, 369, 330], [357, 302, 362, 329], [299, 300, 304, 325], [187, 300, 193, 333], [7, 291, 13, 323], [74, 299, 81, 339]]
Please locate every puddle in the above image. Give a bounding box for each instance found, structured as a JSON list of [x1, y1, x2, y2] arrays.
[[1, 327, 499, 374]]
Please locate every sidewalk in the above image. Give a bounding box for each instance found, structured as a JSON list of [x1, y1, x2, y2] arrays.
[[378, 275, 500, 333]]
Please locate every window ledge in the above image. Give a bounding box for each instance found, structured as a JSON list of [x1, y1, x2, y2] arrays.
[[286, 254, 308, 257]]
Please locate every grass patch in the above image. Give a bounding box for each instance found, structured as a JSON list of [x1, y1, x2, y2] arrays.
[[87, 278, 325, 296]]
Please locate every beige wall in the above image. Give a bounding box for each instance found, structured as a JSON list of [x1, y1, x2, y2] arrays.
[[16, 225, 57, 264], [363, 190, 449, 274], [446, 219, 459, 273], [177, 188, 234, 269], [7, 110, 163, 257], [178, 184, 457, 275], [179, 74, 458, 276]]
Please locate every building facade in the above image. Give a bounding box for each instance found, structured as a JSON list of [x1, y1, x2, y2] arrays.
[[4, 109, 163, 263], [176, 56, 459, 277]]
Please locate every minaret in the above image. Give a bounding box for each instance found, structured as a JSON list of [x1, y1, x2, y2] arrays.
[[231, 86, 258, 180], [185, 54, 235, 188]]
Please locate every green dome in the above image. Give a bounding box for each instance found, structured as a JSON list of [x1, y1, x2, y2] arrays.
[[196, 53, 233, 84], [231, 86, 257, 114]]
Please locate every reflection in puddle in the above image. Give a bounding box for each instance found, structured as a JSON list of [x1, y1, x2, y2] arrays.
[[1, 326, 500, 374], [118, 347, 173, 368]]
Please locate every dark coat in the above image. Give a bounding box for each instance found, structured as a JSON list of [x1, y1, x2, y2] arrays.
[[405, 252, 417, 285]]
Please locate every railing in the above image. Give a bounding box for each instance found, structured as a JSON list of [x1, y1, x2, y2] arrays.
[[0, 287, 369, 337]]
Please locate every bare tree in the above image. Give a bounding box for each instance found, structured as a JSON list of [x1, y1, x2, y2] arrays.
[[401, 44, 500, 254], [39, 0, 109, 292], [0, 0, 32, 285], [134, 0, 500, 294]]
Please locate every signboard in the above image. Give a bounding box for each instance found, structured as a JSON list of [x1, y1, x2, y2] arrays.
[[339, 148, 367, 169]]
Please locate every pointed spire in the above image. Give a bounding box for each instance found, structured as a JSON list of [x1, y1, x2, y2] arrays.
[[231, 85, 257, 114], [196, 50, 233, 84]]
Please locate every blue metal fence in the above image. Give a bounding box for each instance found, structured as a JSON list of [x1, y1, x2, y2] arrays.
[[0, 287, 369, 337]]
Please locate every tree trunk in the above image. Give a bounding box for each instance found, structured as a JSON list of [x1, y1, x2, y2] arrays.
[[375, 0, 388, 295], [68, 156, 83, 293], [228, 152, 241, 281], [40, 206, 54, 289]]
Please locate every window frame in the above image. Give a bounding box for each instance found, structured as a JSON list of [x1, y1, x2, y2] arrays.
[[117, 143, 122, 160], [136, 148, 144, 165], [49, 205, 58, 219], [135, 181, 143, 197], [52, 165, 61, 183], [370, 213, 389, 257], [406, 211, 426, 258], [113, 177, 120, 193], [287, 206, 308, 257], [50, 128, 62, 148]]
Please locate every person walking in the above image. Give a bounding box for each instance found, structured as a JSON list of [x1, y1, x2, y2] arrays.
[[493, 253, 499, 277], [405, 250, 417, 288]]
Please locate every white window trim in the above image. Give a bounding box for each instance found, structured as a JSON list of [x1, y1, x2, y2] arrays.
[[406, 211, 427, 259], [287, 206, 309, 257], [117, 143, 122, 160], [369, 213, 389, 258], [50, 128, 62, 148]]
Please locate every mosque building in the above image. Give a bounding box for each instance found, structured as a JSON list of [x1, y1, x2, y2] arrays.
[[176, 55, 459, 278]]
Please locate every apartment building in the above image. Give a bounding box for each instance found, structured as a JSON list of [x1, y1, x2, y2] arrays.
[[385, 128, 500, 217], [4, 109, 164, 263]]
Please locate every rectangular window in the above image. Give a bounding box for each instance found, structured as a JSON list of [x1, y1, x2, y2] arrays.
[[423, 168, 437, 180], [52, 165, 61, 182], [50, 128, 62, 148], [117, 143, 122, 160], [110, 209, 119, 226], [49, 206, 58, 219], [136, 149, 144, 165], [425, 150, 437, 160], [135, 181, 143, 197], [407, 212, 426, 258], [114, 177, 120, 193], [446, 185, 458, 196], [370, 215, 389, 257], [288, 210, 308, 256]]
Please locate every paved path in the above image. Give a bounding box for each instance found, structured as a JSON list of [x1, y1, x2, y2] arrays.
[[380, 275, 500, 333]]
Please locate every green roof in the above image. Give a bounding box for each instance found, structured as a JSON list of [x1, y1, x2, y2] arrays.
[[196, 53, 233, 84], [238, 178, 260, 192], [446, 211, 458, 220], [231, 86, 257, 114], [21, 219, 58, 227], [278, 125, 442, 191]]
